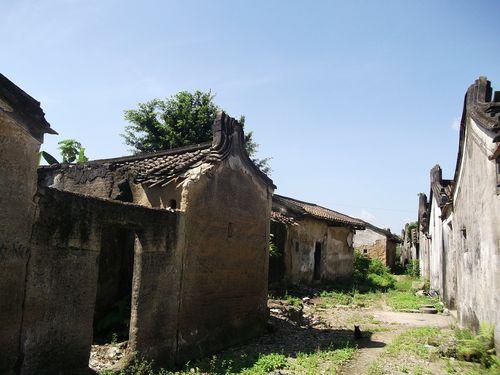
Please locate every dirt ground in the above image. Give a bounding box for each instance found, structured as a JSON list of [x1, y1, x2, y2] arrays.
[[91, 290, 477, 374]]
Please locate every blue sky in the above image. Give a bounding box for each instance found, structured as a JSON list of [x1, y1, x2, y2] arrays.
[[2, 0, 499, 233]]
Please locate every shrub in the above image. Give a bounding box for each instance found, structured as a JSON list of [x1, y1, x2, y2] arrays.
[[352, 251, 396, 292], [405, 259, 420, 278]]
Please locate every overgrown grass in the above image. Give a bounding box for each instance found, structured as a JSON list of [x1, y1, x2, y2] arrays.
[[385, 289, 443, 312], [102, 340, 357, 375], [368, 324, 499, 375], [386, 326, 442, 359]]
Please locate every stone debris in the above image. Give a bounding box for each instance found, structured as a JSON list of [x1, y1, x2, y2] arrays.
[[89, 341, 127, 372]]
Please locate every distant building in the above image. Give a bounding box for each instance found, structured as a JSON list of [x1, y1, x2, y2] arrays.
[[353, 222, 401, 271], [270, 195, 364, 285]]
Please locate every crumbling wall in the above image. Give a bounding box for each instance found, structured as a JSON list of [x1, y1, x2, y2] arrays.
[[0, 116, 42, 373], [452, 117, 500, 351], [353, 228, 388, 265], [175, 157, 272, 361], [18, 188, 180, 374], [282, 218, 353, 284], [324, 227, 354, 281]]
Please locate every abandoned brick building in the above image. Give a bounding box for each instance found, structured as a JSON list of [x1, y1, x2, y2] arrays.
[[415, 76, 500, 351], [353, 222, 400, 272], [0, 73, 275, 374], [269, 194, 365, 285]]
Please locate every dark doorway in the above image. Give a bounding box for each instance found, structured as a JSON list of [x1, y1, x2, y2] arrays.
[[93, 227, 135, 344], [313, 242, 322, 281], [268, 222, 287, 284]]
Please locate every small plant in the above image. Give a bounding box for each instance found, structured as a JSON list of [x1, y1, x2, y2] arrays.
[[58, 139, 89, 163], [455, 323, 497, 367], [268, 234, 280, 258]]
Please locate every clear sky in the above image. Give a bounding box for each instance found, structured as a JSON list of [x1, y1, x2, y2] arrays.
[[2, 0, 499, 233]]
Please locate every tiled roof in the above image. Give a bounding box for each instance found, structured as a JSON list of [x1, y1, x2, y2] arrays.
[[103, 143, 212, 187], [273, 194, 365, 228], [271, 211, 296, 226], [0, 73, 57, 141]]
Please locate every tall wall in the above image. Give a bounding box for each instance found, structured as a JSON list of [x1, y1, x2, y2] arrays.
[[428, 196, 444, 292], [441, 214, 457, 308], [0, 116, 42, 373], [281, 217, 354, 284], [452, 117, 499, 350], [176, 155, 272, 361]]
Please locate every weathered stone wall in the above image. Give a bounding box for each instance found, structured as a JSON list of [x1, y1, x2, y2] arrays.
[[353, 228, 387, 263], [0, 115, 42, 373], [282, 218, 354, 284], [451, 117, 499, 350], [324, 226, 354, 281], [18, 188, 180, 374], [175, 155, 272, 361], [386, 240, 397, 271]]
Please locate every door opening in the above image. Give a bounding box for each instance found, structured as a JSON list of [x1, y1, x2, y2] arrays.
[[93, 227, 135, 344], [313, 242, 322, 281]]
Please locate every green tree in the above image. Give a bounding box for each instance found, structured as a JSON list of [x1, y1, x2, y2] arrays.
[[58, 139, 88, 163], [122, 90, 271, 174]]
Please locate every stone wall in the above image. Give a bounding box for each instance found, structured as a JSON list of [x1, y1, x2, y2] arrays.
[[0, 115, 42, 373], [18, 187, 180, 374], [175, 154, 272, 361], [281, 218, 354, 285], [353, 227, 398, 271], [354, 228, 387, 263]]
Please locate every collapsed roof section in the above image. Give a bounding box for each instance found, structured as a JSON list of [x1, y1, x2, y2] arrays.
[[272, 194, 365, 229]]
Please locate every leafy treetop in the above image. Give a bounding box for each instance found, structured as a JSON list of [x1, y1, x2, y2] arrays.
[[122, 90, 271, 174]]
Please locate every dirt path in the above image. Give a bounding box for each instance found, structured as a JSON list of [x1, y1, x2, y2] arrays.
[[337, 310, 454, 374]]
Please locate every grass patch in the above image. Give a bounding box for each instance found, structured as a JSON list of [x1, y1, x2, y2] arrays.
[[386, 326, 442, 359], [318, 290, 383, 309], [289, 344, 356, 375], [385, 289, 443, 312]]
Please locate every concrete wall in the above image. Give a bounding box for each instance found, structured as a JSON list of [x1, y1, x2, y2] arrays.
[[451, 117, 499, 350], [0, 115, 42, 373], [280, 217, 354, 285], [19, 188, 180, 374]]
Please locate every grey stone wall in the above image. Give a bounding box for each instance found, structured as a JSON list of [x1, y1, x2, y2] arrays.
[[175, 154, 272, 361], [0, 115, 42, 373], [18, 188, 180, 374]]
